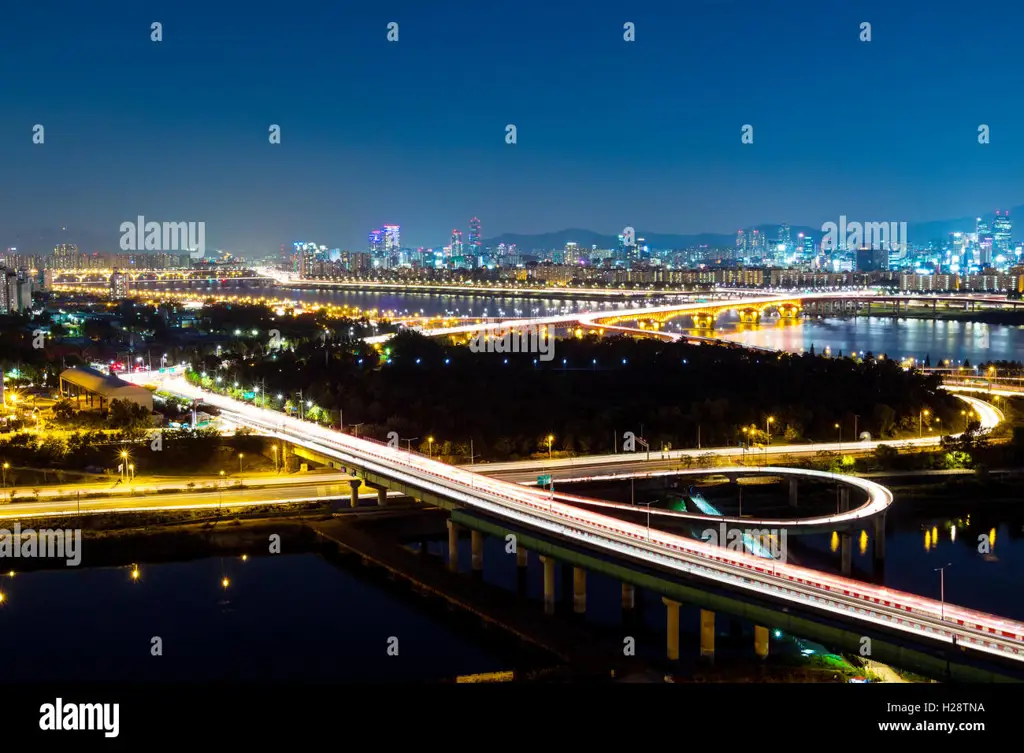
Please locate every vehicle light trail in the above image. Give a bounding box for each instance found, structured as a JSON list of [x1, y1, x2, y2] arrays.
[[138, 374, 1024, 664]]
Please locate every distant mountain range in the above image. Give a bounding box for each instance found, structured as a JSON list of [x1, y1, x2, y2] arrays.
[[3, 206, 1021, 256], [482, 208, 1023, 253]]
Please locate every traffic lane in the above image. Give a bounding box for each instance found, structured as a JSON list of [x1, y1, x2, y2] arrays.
[[0, 483, 373, 519]]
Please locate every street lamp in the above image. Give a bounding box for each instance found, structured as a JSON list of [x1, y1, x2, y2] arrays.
[[219, 470, 225, 508], [427, 437, 434, 459], [547, 434, 554, 459], [935, 562, 951, 622], [638, 501, 654, 541], [271, 445, 278, 473], [128, 464, 135, 482], [765, 416, 775, 445], [401, 437, 419, 453], [919, 409, 929, 438], [1, 462, 8, 488], [120, 450, 129, 483]]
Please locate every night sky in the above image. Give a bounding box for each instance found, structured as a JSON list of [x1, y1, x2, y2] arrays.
[[1, 0, 1022, 253]]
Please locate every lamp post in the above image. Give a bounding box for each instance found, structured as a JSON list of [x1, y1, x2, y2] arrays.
[[547, 434, 554, 460], [638, 501, 653, 542], [427, 437, 434, 459], [765, 416, 775, 446], [219, 470, 225, 509], [238, 453, 244, 475], [1, 462, 8, 488], [919, 409, 929, 438], [401, 437, 419, 454], [935, 562, 951, 622], [120, 450, 129, 483], [834, 422, 841, 452], [351, 423, 364, 438]]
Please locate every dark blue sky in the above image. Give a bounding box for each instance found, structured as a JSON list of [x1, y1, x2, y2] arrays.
[[2, 0, 1022, 253]]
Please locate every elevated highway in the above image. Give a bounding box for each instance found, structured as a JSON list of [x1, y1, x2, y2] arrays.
[[130, 374, 1024, 672]]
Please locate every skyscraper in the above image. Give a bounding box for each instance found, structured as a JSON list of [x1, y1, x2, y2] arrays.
[[368, 229, 384, 256], [384, 225, 401, 254], [993, 210, 1012, 256], [53, 243, 78, 269], [450, 229, 463, 257], [468, 217, 481, 255]]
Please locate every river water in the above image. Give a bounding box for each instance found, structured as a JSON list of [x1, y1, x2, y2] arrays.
[[272, 287, 1022, 364]]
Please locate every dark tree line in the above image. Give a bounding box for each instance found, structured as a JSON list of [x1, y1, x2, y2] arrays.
[[190, 331, 964, 462]]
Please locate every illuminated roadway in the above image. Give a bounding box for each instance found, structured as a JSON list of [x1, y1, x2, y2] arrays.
[[362, 290, 1016, 345], [132, 373, 1024, 664], [0, 480, 397, 521]]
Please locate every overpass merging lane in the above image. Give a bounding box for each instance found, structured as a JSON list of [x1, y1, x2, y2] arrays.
[[142, 376, 1024, 665]]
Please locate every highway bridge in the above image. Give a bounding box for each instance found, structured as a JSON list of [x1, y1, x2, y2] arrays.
[[127, 373, 1024, 677], [363, 290, 1020, 345]]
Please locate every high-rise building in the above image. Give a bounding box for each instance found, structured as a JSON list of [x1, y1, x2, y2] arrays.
[[993, 210, 1012, 256], [53, 243, 78, 270], [294, 242, 319, 278], [368, 229, 384, 256], [383, 225, 401, 254], [736, 230, 746, 252], [450, 229, 463, 257], [468, 217, 481, 255], [110, 269, 130, 299]]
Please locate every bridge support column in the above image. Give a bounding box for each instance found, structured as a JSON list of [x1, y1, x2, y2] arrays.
[[841, 533, 852, 576], [621, 583, 635, 611], [348, 479, 361, 508], [446, 520, 459, 573], [471, 530, 483, 572], [573, 567, 586, 614], [376, 487, 387, 506], [540, 556, 556, 615], [754, 625, 769, 659], [789, 478, 798, 507], [840, 487, 850, 511], [663, 598, 680, 661], [873, 513, 886, 564], [700, 609, 715, 661], [516, 547, 528, 568]]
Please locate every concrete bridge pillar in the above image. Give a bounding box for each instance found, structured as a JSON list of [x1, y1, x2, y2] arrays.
[[573, 567, 587, 614], [621, 583, 635, 611], [754, 625, 769, 659], [377, 487, 387, 506], [516, 547, 528, 568], [540, 556, 556, 615], [874, 513, 886, 565], [663, 597, 681, 661], [348, 479, 361, 508], [789, 478, 798, 507], [840, 487, 850, 511], [840, 533, 852, 576], [471, 530, 484, 572], [446, 520, 459, 573], [700, 609, 715, 661]]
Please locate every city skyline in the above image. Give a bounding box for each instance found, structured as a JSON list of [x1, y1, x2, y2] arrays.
[[3, 1, 1023, 251]]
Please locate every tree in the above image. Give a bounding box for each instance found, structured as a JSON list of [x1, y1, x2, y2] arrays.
[[52, 399, 75, 422], [108, 399, 151, 431]]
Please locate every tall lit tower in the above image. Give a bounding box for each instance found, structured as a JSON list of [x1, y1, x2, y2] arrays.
[[384, 225, 401, 254], [468, 217, 481, 255], [368, 229, 384, 256], [451, 229, 463, 257], [993, 210, 1012, 256]]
